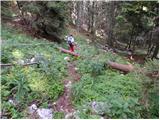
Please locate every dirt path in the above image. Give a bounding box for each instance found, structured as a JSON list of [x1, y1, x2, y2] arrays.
[[54, 61, 81, 117]]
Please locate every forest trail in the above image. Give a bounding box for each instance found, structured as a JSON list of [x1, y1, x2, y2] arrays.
[[54, 61, 81, 117]]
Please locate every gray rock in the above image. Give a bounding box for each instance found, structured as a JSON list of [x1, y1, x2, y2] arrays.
[[91, 101, 111, 115], [28, 104, 53, 119], [28, 104, 38, 114], [30, 57, 36, 63], [8, 99, 17, 106], [65, 112, 75, 119], [65, 81, 72, 88], [37, 108, 53, 119]]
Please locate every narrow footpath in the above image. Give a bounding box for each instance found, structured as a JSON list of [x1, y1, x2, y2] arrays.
[[54, 61, 81, 118]]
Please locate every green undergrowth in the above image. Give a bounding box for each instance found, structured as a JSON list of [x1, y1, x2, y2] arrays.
[[1, 25, 158, 119], [1, 25, 69, 118], [71, 35, 159, 119]]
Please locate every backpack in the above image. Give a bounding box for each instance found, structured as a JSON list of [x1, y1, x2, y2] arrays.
[[67, 36, 73, 45], [68, 40, 72, 45]]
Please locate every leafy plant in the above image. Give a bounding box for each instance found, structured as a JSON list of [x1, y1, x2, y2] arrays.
[[144, 59, 159, 72], [54, 112, 65, 119]]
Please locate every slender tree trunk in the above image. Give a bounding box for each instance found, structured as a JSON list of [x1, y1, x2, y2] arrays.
[[76, 1, 83, 32], [16, 1, 26, 24], [105, 2, 116, 47], [152, 45, 159, 59], [91, 2, 95, 35]]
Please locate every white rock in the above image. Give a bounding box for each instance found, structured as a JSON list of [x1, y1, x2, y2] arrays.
[[100, 117, 104, 119], [30, 57, 36, 63], [37, 108, 53, 119], [91, 101, 110, 115], [29, 104, 38, 114], [75, 67, 79, 71], [65, 112, 74, 119], [9, 99, 16, 106], [64, 57, 70, 61], [53, 102, 56, 105], [65, 81, 72, 88]]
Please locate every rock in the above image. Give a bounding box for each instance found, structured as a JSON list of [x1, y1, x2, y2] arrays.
[[8, 99, 17, 106], [37, 108, 53, 119], [65, 81, 72, 88], [28, 104, 53, 119], [53, 102, 56, 105], [30, 57, 36, 63], [75, 67, 79, 71], [91, 101, 111, 115], [64, 57, 70, 61], [29, 104, 38, 114], [65, 112, 74, 119]]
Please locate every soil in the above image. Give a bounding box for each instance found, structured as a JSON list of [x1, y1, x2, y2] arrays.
[[126, 54, 146, 64], [54, 61, 81, 115], [8, 19, 61, 43]]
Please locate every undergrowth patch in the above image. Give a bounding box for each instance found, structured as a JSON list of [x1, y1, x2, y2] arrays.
[[1, 25, 68, 118], [71, 35, 159, 119]]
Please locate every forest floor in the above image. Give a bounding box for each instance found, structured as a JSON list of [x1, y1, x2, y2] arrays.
[[1, 22, 159, 119]]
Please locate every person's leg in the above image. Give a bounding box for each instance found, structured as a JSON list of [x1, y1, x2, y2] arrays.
[[69, 44, 74, 52], [69, 44, 72, 51], [72, 45, 74, 52]]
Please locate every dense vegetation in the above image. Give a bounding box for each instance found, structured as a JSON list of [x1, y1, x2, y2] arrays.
[[1, 1, 159, 119]]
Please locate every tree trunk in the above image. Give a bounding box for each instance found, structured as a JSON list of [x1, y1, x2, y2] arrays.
[[147, 45, 154, 57], [58, 47, 80, 57], [108, 61, 134, 73], [152, 45, 159, 59], [16, 1, 26, 24], [1, 62, 38, 67], [90, 2, 95, 35], [76, 1, 83, 32], [105, 2, 116, 47]]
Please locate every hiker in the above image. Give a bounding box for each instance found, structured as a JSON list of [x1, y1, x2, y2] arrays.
[[67, 34, 75, 52]]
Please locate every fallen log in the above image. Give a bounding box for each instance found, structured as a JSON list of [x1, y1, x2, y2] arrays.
[[1, 62, 38, 67], [108, 61, 134, 73], [58, 47, 80, 57]]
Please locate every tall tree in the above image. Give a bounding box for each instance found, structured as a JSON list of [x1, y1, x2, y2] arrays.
[[105, 1, 117, 47], [1, 1, 13, 21], [76, 1, 83, 32], [15, 1, 69, 42]]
